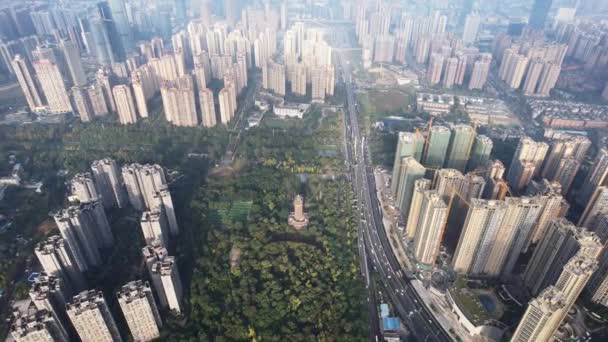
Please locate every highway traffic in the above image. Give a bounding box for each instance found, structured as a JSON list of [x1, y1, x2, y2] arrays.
[[338, 50, 451, 342]]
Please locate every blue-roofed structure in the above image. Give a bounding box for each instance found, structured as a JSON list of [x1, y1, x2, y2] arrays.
[[383, 317, 400, 331]]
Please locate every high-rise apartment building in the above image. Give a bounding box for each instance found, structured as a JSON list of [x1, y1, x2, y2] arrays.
[[53, 201, 114, 270], [500, 50, 530, 89], [288, 63, 307, 96], [161, 75, 199, 127], [482, 160, 507, 199], [88, 85, 109, 116], [524, 219, 601, 296], [579, 186, 608, 230], [35, 236, 86, 293], [426, 53, 444, 85], [117, 280, 162, 342], [442, 57, 458, 88], [67, 290, 123, 342], [394, 157, 426, 217], [70, 173, 98, 204], [506, 137, 548, 193], [121, 164, 145, 211], [311, 66, 335, 102], [143, 240, 182, 313], [373, 35, 395, 63], [529, 192, 568, 248], [91, 158, 127, 209], [96, 68, 116, 112], [199, 88, 216, 127], [141, 210, 169, 245], [541, 135, 590, 180], [536, 62, 561, 97], [578, 148, 608, 207], [412, 190, 448, 265], [12, 54, 43, 111], [33, 46, 72, 113], [10, 308, 68, 342], [391, 132, 425, 195], [218, 87, 234, 124], [152, 186, 179, 235], [511, 286, 567, 342], [529, 0, 554, 30], [487, 197, 542, 277], [552, 158, 579, 195], [29, 274, 70, 337], [522, 58, 544, 96], [262, 59, 285, 96], [588, 217, 608, 307], [133, 164, 166, 210], [435, 168, 465, 198], [414, 35, 431, 64], [445, 125, 476, 172], [60, 39, 86, 87], [460, 173, 486, 203], [452, 199, 507, 274], [153, 257, 182, 313], [423, 126, 451, 169], [462, 13, 481, 44], [467, 135, 493, 172], [112, 85, 138, 124], [406, 179, 432, 240], [107, 0, 133, 53], [468, 53, 492, 90], [131, 67, 157, 119], [555, 253, 598, 305], [72, 87, 95, 122], [515, 250, 597, 341]]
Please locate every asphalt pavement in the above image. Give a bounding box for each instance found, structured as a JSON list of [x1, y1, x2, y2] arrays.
[[338, 49, 452, 342]]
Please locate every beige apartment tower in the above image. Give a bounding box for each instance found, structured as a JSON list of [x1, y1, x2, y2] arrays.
[[426, 53, 444, 85], [199, 88, 217, 127], [452, 199, 507, 274], [579, 149, 608, 207], [511, 286, 567, 342], [12, 54, 43, 111], [507, 137, 549, 193], [72, 86, 94, 122], [117, 281, 162, 342], [412, 190, 448, 265], [218, 87, 234, 124], [33, 47, 72, 113], [484, 197, 542, 277], [112, 85, 138, 124], [524, 219, 601, 296], [579, 186, 608, 230], [10, 308, 68, 342], [91, 158, 128, 209], [161, 75, 199, 127], [405, 179, 432, 240], [67, 290, 123, 342]]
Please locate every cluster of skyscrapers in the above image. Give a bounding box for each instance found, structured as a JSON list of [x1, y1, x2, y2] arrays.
[[495, 34, 566, 96], [347, 1, 492, 90], [15, 158, 182, 341], [390, 123, 608, 340], [279, 22, 335, 102], [1, 0, 305, 128]]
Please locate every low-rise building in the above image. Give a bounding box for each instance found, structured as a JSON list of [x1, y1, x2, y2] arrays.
[[273, 103, 311, 119]]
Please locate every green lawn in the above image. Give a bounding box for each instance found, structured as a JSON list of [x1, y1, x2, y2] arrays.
[[450, 277, 492, 326], [357, 89, 416, 135]]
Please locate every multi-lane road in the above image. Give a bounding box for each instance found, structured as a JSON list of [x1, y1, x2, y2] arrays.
[[338, 51, 452, 342]]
